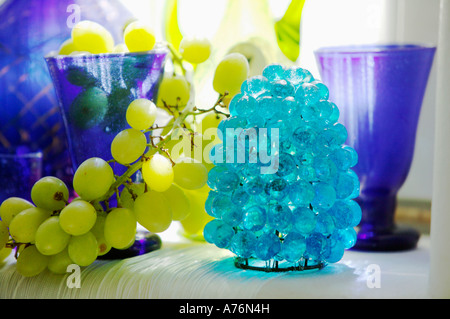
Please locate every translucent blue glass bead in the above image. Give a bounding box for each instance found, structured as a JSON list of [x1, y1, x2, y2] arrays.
[[275, 152, 296, 177], [329, 123, 348, 145], [312, 126, 344, 155], [264, 178, 289, 201], [311, 182, 336, 211], [328, 102, 340, 124], [215, 170, 240, 193], [222, 116, 248, 139], [313, 157, 337, 182], [322, 237, 345, 263], [205, 191, 218, 217], [230, 230, 257, 258], [266, 118, 290, 142], [267, 203, 293, 233], [254, 232, 282, 261], [301, 104, 321, 124], [246, 114, 265, 128], [289, 180, 315, 207], [280, 96, 300, 118], [295, 83, 320, 106], [280, 232, 307, 263], [257, 95, 275, 119], [314, 212, 335, 236], [241, 75, 270, 98], [298, 152, 314, 166], [207, 165, 227, 189], [315, 100, 335, 123], [262, 64, 285, 82], [228, 93, 243, 116], [271, 79, 295, 98], [344, 145, 358, 167], [220, 204, 243, 228], [234, 94, 257, 118], [311, 81, 329, 100], [305, 232, 326, 260], [297, 165, 316, 182], [243, 175, 264, 195], [292, 207, 316, 236], [292, 125, 316, 150], [204, 219, 235, 249], [328, 199, 362, 229], [333, 170, 360, 199], [329, 145, 358, 171], [231, 188, 250, 206], [216, 121, 226, 141], [211, 194, 233, 219], [242, 205, 266, 231], [334, 227, 357, 249], [284, 66, 313, 86]]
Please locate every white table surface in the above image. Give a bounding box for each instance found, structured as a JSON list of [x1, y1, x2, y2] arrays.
[[0, 224, 432, 299]]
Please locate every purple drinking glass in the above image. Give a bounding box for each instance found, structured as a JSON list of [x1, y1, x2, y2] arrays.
[[315, 44, 435, 251], [45, 46, 168, 176]]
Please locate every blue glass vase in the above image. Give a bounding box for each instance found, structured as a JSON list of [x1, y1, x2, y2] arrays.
[[315, 44, 436, 251], [0, 0, 133, 188]]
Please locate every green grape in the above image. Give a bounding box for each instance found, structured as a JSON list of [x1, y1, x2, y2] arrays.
[[73, 157, 114, 201], [180, 188, 213, 239], [16, 245, 49, 277], [104, 208, 137, 249], [142, 154, 174, 192], [59, 200, 97, 236], [90, 214, 111, 256], [48, 248, 73, 275], [111, 128, 147, 165], [124, 20, 156, 52], [69, 87, 108, 129], [119, 183, 145, 210], [58, 38, 78, 55], [0, 220, 9, 249], [30, 176, 69, 211], [156, 74, 190, 109], [0, 247, 12, 262], [112, 43, 129, 53], [103, 87, 133, 134], [179, 37, 212, 64], [35, 216, 71, 256], [162, 184, 190, 221], [68, 232, 98, 267], [71, 20, 114, 54], [126, 98, 157, 130], [199, 112, 226, 136], [213, 53, 249, 97], [173, 157, 208, 190], [0, 197, 34, 226], [134, 191, 172, 233], [9, 207, 52, 243], [65, 65, 98, 88]]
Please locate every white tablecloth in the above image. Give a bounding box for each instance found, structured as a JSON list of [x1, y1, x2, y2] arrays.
[[0, 225, 431, 299]]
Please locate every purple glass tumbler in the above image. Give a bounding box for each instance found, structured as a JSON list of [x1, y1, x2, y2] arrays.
[[45, 47, 168, 175], [315, 44, 435, 251]]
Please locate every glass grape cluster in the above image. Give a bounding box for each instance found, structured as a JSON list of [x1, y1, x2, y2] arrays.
[[204, 64, 362, 271]]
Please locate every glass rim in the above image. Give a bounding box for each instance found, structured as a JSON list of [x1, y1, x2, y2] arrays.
[[44, 42, 169, 61], [314, 43, 436, 55], [0, 150, 43, 159]]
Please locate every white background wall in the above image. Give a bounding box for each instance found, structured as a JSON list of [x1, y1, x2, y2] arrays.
[[121, 0, 441, 202]]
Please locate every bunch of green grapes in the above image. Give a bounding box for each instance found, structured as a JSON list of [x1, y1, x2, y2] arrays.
[[0, 19, 253, 277]]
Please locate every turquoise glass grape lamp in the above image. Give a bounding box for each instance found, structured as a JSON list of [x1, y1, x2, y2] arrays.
[[204, 64, 361, 271]]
